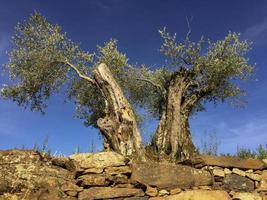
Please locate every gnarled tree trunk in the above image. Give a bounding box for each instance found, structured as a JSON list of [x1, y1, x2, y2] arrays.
[[93, 63, 144, 158], [152, 74, 198, 161]]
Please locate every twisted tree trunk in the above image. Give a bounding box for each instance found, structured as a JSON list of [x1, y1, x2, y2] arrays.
[[152, 74, 198, 161], [93, 63, 144, 157]]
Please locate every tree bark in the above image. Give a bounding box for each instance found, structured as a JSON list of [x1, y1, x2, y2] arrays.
[[152, 74, 198, 161], [92, 63, 144, 158]]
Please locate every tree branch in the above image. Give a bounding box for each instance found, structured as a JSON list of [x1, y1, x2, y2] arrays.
[[64, 60, 96, 84], [135, 77, 166, 95], [182, 86, 212, 114]]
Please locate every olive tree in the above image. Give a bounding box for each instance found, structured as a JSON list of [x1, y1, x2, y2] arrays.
[[1, 13, 254, 161], [1, 13, 144, 157], [127, 28, 253, 160]]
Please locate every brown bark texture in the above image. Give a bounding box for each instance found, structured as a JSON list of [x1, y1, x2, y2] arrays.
[[92, 63, 144, 158], [152, 74, 198, 161]]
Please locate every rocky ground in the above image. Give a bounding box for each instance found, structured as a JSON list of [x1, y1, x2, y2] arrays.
[[0, 149, 267, 200]]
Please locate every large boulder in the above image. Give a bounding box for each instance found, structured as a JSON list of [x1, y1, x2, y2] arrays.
[[131, 162, 212, 190], [149, 190, 231, 200]]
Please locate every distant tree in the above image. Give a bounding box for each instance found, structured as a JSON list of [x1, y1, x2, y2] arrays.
[[1, 13, 254, 161]]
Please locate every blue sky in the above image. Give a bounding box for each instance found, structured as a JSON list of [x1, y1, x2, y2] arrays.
[[0, 0, 267, 155]]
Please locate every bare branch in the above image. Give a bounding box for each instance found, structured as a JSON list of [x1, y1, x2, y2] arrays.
[[135, 77, 166, 95], [185, 16, 193, 41], [64, 60, 96, 84]]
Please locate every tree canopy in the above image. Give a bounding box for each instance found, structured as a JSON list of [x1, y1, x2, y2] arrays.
[[128, 28, 253, 119], [1, 12, 129, 128], [1, 12, 254, 160]]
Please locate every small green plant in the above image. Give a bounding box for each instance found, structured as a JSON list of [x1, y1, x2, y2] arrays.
[[256, 144, 267, 159], [32, 135, 52, 156], [236, 146, 256, 159], [200, 130, 220, 156], [236, 144, 267, 159], [72, 145, 82, 154], [89, 140, 96, 153]]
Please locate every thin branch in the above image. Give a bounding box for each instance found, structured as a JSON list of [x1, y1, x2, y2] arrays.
[[135, 77, 166, 95], [64, 60, 95, 84], [185, 16, 193, 41]]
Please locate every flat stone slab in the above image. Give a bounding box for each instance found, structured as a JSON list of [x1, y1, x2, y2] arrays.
[[78, 187, 144, 199], [69, 152, 127, 169], [131, 162, 212, 190], [181, 155, 267, 170], [149, 190, 231, 200]]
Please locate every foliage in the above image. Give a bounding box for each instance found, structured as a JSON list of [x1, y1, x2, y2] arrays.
[[236, 144, 267, 159], [1, 12, 93, 112], [236, 146, 257, 159], [128, 28, 254, 119], [126, 65, 171, 117], [1, 12, 128, 127], [33, 135, 52, 156], [1, 13, 255, 155]]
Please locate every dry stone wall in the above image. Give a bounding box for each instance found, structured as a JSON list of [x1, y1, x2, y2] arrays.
[[0, 150, 267, 200]]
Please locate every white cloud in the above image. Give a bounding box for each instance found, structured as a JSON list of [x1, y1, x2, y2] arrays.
[[243, 17, 267, 45], [224, 117, 267, 143], [191, 110, 267, 154]]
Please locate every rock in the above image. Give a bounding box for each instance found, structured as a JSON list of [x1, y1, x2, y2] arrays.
[[69, 152, 127, 169], [246, 169, 254, 173], [158, 189, 169, 196], [0, 194, 19, 200], [149, 190, 231, 200], [224, 168, 232, 175], [213, 168, 225, 177], [199, 186, 212, 190], [79, 167, 103, 174], [124, 197, 149, 200], [229, 190, 236, 196], [170, 187, 182, 195], [223, 174, 255, 192], [61, 181, 83, 197], [107, 174, 128, 184], [0, 150, 76, 198], [182, 155, 267, 170], [257, 170, 267, 191], [76, 174, 108, 187], [131, 162, 212, 189], [233, 168, 246, 177], [51, 157, 78, 172], [246, 173, 261, 181], [263, 159, 267, 165], [78, 187, 144, 199], [232, 192, 262, 200], [115, 183, 135, 188], [65, 190, 78, 197], [145, 186, 158, 197], [105, 166, 132, 175]]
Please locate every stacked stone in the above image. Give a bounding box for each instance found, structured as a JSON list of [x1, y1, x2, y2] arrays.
[[192, 155, 267, 200], [1, 150, 267, 200], [69, 152, 146, 200]]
